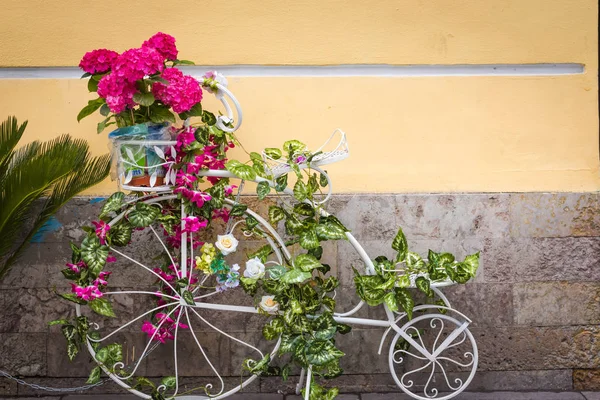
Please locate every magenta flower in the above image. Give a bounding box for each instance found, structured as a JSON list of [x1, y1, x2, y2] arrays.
[[79, 49, 119, 74], [175, 127, 196, 151], [175, 171, 197, 187], [182, 216, 207, 233], [213, 208, 230, 223], [66, 260, 86, 273], [224, 185, 237, 196], [91, 220, 110, 245], [93, 271, 112, 286], [97, 73, 137, 113], [142, 32, 178, 61], [107, 255, 117, 263], [112, 47, 164, 82], [71, 284, 103, 301], [295, 155, 307, 164], [152, 68, 203, 113]]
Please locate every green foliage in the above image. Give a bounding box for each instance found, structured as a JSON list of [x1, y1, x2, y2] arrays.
[[0, 116, 111, 281], [226, 160, 257, 180], [89, 297, 116, 317]]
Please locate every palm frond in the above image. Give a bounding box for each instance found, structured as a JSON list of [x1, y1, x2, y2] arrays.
[[0, 116, 28, 172], [0, 116, 111, 280], [1, 152, 111, 275]]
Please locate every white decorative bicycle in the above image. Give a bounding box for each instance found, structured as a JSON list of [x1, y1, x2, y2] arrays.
[[65, 74, 478, 400]]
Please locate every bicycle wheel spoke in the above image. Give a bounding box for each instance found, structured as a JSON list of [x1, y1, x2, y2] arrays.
[[109, 246, 178, 294], [185, 308, 225, 397], [149, 225, 177, 272], [88, 301, 179, 343], [189, 306, 264, 359]]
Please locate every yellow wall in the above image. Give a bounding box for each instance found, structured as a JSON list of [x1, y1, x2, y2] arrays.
[[0, 0, 597, 194]]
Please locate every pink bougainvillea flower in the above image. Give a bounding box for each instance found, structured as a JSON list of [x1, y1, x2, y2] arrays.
[[94, 271, 112, 286], [106, 255, 117, 263], [142, 32, 178, 61], [71, 284, 103, 301], [212, 208, 230, 223], [182, 216, 208, 233], [91, 220, 110, 245], [153, 267, 176, 282], [175, 171, 197, 187], [224, 185, 237, 196], [152, 68, 203, 113], [66, 260, 86, 273], [79, 48, 119, 74], [295, 155, 307, 164]]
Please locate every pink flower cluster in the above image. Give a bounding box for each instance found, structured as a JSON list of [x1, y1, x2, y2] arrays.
[[80, 32, 202, 114], [92, 220, 110, 245], [71, 283, 103, 301], [152, 264, 199, 288], [143, 32, 178, 61], [79, 49, 119, 74], [142, 310, 188, 343], [182, 216, 208, 233], [152, 68, 203, 113]]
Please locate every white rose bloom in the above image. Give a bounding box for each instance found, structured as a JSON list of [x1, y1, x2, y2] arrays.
[[215, 234, 239, 256], [244, 257, 265, 279], [259, 295, 279, 314]]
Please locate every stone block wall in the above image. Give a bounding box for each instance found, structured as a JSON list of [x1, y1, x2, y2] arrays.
[[1, 193, 600, 396]]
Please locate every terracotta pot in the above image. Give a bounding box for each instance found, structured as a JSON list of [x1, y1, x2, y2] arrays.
[[129, 175, 165, 187]]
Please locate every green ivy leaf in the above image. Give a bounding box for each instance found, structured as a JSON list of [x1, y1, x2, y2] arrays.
[[109, 222, 132, 247], [313, 313, 337, 340], [267, 264, 287, 280], [395, 288, 414, 319], [229, 203, 248, 217], [225, 160, 256, 180], [240, 276, 258, 296], [127, 202, 160, 228], [415, 276, 434, 297], [161, 376, 177, 389], [57, 292, 88, 305], [61, 325, 76, 341], [248, 244, 272, 263], [67, 342, 79, 361], [316, 220, 347, 240], [245, 353, 271, 375], [275, 174, 288, 191], [392, 227, 408, 262], [179, 102, 202, 119], [263, 317, 285, 340], [81, 235, 108, 276], [182, 290, 195, 305], [283, 140, 306, 154], [133, 92, 155, 107], [268, 206, 285, 224], [463, 252, 480, 277], [256, 181, 270, 200], [86, 366, 101, 384], [61, 268, 79, 280], [202, 110, 217, 125], [293, 180, 308, 201], [405, 251, 425, 269], [384, 291, 399, 312], [304, 340, 344, 366], [319, 171, 328, 187], [151, 391, 166, 400], [294, 254, 322, 272], [89, 298, 116, 318], [280, 268, 312, 284], [106, 343, 123, 363], [299, 228, 320, 249], [136, 376, 156, 389], [48, 319, 69, 326], [294, 203, 315, 217], [264, 148, 282, 159]]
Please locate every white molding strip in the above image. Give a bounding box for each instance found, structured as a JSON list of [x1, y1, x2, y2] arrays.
[[0, 64, 584, 79]]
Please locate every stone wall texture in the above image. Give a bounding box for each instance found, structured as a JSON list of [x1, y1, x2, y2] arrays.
[[1, 192, 600, 396]]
